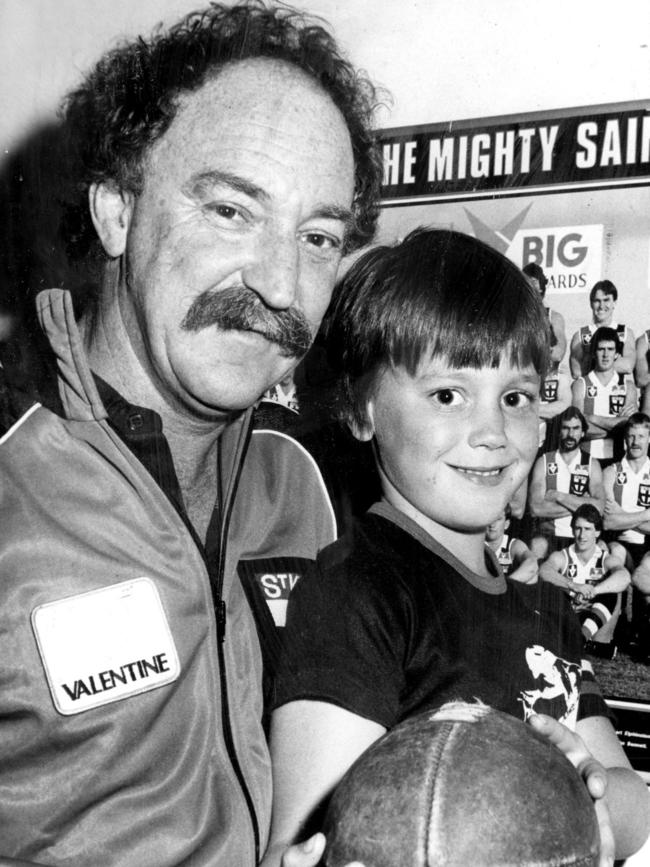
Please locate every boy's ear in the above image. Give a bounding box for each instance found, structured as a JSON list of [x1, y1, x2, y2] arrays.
[[348, 401, 375, 442], [89, 181, 134, 258]]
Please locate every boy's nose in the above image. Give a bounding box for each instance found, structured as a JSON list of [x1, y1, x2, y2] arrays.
[[468, 405, 507, 449]]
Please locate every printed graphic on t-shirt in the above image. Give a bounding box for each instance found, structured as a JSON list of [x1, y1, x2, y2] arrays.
[[541, 378, 559, 402], [519, 645, 580, 728], [609, 385, 626, 415], [638, 483, 650, 508], [569, 466, 589, 496]]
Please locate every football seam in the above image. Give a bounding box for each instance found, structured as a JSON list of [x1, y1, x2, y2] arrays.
[[424, 720, 457, 866]]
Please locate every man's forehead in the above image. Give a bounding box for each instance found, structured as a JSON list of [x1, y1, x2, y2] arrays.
[[173, 57, 346, 135], [142, 56, 354, 192]]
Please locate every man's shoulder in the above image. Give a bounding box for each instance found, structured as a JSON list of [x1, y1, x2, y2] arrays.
[[0, 328, 62, 437], [236, 427, 338, 555]]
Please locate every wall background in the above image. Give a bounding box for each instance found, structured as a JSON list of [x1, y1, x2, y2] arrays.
[[2, 3, 650, 860], [2, 0, 649, 346], [2, 0, 650, 147]]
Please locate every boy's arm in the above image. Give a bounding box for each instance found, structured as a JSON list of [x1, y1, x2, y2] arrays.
[[263, 700, 385, 867], [530, 714, 650, 862]]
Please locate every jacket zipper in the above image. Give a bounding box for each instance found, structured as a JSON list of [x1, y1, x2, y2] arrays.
[[212, 419, 261, 864]]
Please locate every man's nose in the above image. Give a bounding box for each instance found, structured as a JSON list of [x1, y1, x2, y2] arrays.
[[242, 229, 299, 310]]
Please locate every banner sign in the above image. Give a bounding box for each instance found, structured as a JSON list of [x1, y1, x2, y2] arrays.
[[507, 223, 603, 292], [380, 103, 650, 204]]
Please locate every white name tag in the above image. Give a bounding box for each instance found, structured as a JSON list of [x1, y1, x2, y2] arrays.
[[32, 578, 180, 715]]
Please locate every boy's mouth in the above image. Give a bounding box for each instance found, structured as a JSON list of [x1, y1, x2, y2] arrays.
[[453, 466, 506, 485]]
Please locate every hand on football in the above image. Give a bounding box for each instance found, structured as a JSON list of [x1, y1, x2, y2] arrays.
[[280, 833, 364, 867], [528, 714, 615, 867]]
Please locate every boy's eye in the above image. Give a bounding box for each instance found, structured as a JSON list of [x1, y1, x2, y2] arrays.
[[503, 391, 535, 409], [431, 388, 462, 407]]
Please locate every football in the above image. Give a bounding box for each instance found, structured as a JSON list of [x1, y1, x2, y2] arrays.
[[322, 701, 599, 867]]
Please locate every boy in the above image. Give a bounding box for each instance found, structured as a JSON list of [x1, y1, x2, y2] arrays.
[[485, 506, 538, 584], [264, 229, 648, 866], [539, 504, 629, 656]]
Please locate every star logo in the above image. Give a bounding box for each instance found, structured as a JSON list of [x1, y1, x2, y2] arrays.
[[464, 204, 532, 254]]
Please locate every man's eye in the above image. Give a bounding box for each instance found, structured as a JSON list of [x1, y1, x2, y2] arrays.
[[206, 203, 245, 222], [302, 232, 341, 251]]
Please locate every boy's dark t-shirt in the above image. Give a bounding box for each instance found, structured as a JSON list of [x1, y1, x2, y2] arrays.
[[274, 501, 608, 729]]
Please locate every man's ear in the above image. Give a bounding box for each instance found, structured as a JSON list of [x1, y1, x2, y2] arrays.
[[89, 182, 134, 258]]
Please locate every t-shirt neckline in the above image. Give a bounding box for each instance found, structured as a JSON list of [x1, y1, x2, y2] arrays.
[[369, 500, 508, 595]]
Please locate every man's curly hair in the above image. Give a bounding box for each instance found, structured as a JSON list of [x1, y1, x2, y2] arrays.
[[61, 0, 382, 265]]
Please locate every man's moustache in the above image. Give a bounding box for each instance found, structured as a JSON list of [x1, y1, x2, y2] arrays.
[[180, 286, 312, 358], [560, 438, 578, 449]]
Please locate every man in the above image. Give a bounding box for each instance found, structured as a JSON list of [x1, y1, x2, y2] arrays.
[[522, 263, 567, 368], [0, 4, 380, 866], [485, 507, 538, 584], [572, 326, 637, 463], [569, 280, 635, 378], [539, 504, 629, 657], [634, 328, 650, 392], [537, 364, 572, 451], [634, 328, 650, 416], [603, 413, 650, 656], [603, 412, 650, 563], [528, 406, 605, 558], [521, 264, 570, 451]]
